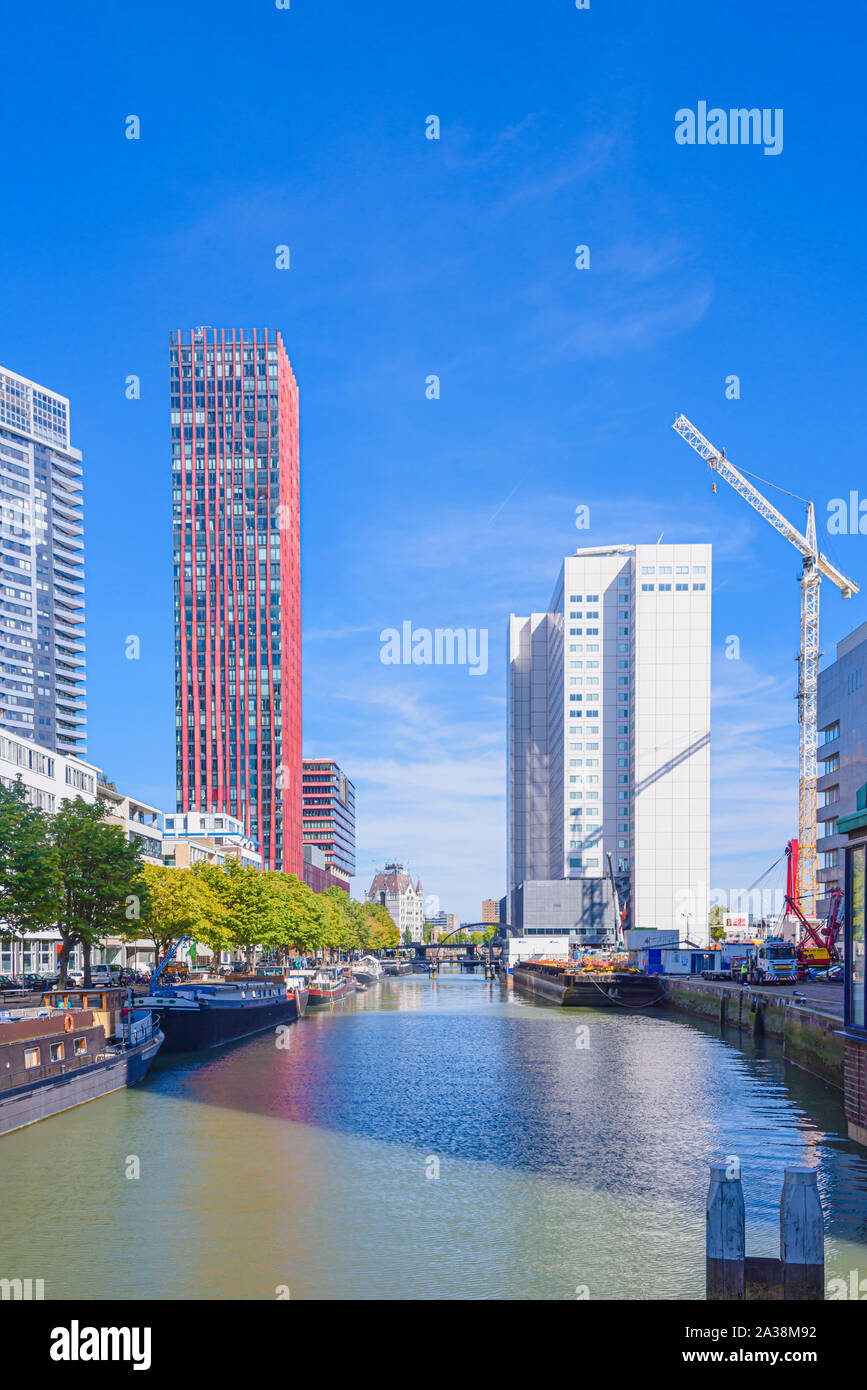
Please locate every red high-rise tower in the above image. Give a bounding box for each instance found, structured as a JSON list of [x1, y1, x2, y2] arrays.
[[171, 328, 301, 873]]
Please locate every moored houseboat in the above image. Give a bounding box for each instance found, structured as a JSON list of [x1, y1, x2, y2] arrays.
[[137, 978, 301, 1052], [0, 989, 163, 1138], [307, 966, 353, 1005]]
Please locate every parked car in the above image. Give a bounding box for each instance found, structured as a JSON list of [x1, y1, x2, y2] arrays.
[[42, 969, 85, 988], [87, 966, 123, 987], [21, 973, 48, 991], [0, 975, 22, 994]]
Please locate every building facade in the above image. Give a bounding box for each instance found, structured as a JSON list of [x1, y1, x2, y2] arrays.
[[816, 621, 867, 917], [97, 776, 163, 864], [423, 910, 459, 940], [302, 842, 347, 894], [162, 809, 262, 872], [508, 543, 711, 939], [481, 898, 499, 924], [0, 731, 162, 976], [367, 862, 425, 942], [302, 758, 356, 890], [0, 366, 86, 756], [171, 328, 302, 874]]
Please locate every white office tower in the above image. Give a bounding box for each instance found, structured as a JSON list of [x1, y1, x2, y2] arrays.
[[508, 543, 710, 941], [0, 368, 86, 755]]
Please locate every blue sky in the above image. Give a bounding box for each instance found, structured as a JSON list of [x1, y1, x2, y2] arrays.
[[1, 0, 865, 919]]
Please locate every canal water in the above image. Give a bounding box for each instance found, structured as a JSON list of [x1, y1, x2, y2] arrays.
[[3, 969, 866, 1300]]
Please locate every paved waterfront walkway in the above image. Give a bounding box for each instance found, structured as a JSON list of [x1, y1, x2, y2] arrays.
[[704, 977, 843, 1018]]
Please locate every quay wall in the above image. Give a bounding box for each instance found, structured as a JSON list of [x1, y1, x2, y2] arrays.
[[661, 978, 844, 1089]]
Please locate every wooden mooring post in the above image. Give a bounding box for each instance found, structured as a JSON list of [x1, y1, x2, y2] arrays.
[[706, 1163, 824, 1301]]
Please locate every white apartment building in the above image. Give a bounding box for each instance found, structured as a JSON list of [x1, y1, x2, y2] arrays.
[[367, 862, 425, 942], [508, 542, 711, 940], [0, 728, 166, 976], [163, 810, 263, 871], [0, 366, 86, 756]]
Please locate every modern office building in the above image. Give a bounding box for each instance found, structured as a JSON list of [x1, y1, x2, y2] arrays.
[[508, 542, 711, 940], [367, 862, 425, 942], [171, 328, 302, 874], [816, 620, 867, 917], [302, 842, 347, 893], [302, 758, 356, 890], [0, 366, 86, 755]]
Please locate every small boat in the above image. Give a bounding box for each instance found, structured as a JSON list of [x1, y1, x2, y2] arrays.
[[307, 967, 353, 1006], [353, 981, 369, 994], [136, 978, 301, 1052], [284, 970, 311, 1016], [0, 988, 163, 1138], [351, 955, 384, 985]]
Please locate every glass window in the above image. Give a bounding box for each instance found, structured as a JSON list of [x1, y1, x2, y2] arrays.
[[24, 1046, 40, 1068]]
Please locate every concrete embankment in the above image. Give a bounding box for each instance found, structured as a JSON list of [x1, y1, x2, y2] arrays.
[[661, 977, 844, 1089]]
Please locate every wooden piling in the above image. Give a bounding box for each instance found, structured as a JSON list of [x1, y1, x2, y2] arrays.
[[706, 1163, 745, 1300], [780, 1167, 824, 1300]]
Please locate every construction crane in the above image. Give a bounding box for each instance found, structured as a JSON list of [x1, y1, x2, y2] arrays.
[[672, 414, 859, 916], [606, 851, 626, 949]]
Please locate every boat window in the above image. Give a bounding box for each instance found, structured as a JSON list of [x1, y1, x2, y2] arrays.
[[50, 1041, 64, 1062], [24, 1046, 40, 1068], [74, 1037, 86, 1055]]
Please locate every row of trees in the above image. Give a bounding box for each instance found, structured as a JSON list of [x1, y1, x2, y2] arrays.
[[0, 782, 398, 985], [139, 860, 398, 969]]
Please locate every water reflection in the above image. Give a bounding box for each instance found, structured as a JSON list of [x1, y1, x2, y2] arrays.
[[1, 970, 864, 1300]]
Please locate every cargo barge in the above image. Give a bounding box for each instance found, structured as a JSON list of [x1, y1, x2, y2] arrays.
[[513, 959, 665, 1008]]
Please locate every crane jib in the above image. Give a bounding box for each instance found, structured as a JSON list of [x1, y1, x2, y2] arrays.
[[673, 413, 859, 917]]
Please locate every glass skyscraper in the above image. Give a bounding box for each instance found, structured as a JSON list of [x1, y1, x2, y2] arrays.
[[0, 366, 86, 755], [170, 327, 301, 873]]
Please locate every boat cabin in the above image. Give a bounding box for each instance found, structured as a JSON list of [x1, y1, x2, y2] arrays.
[[0, 1007, 105, 1092], [41, 986, 129, 1040]]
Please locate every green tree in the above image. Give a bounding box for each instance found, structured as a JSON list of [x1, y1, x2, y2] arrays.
[[137, 863, 225, 972], [0, 780, 59, 941], [320, 886, 354, 958], [265, 872, 327, 960], [195, 858, 278, 968], [359, 901, 396, 951], [50, 797, 144, 986]]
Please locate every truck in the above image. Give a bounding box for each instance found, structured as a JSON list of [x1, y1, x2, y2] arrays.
[[745, 938, 798, 985]]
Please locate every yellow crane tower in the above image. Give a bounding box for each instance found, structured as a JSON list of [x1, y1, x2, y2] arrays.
[[672, 415, 859, 916]]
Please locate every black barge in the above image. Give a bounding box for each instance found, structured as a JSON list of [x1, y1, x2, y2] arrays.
[[513, 959, 665, 1008], [139, 978, 302, 1052]]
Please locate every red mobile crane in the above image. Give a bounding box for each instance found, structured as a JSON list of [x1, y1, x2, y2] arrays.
[[784, 839, 843, 976]]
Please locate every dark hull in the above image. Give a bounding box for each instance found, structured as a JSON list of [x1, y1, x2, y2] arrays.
[[351, 971, 381, 985], [307, 981, 351, 1005], [156, 994, 299, 1052], [514, 965, 665, 1009], [0, 1031, 164, 1138]]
